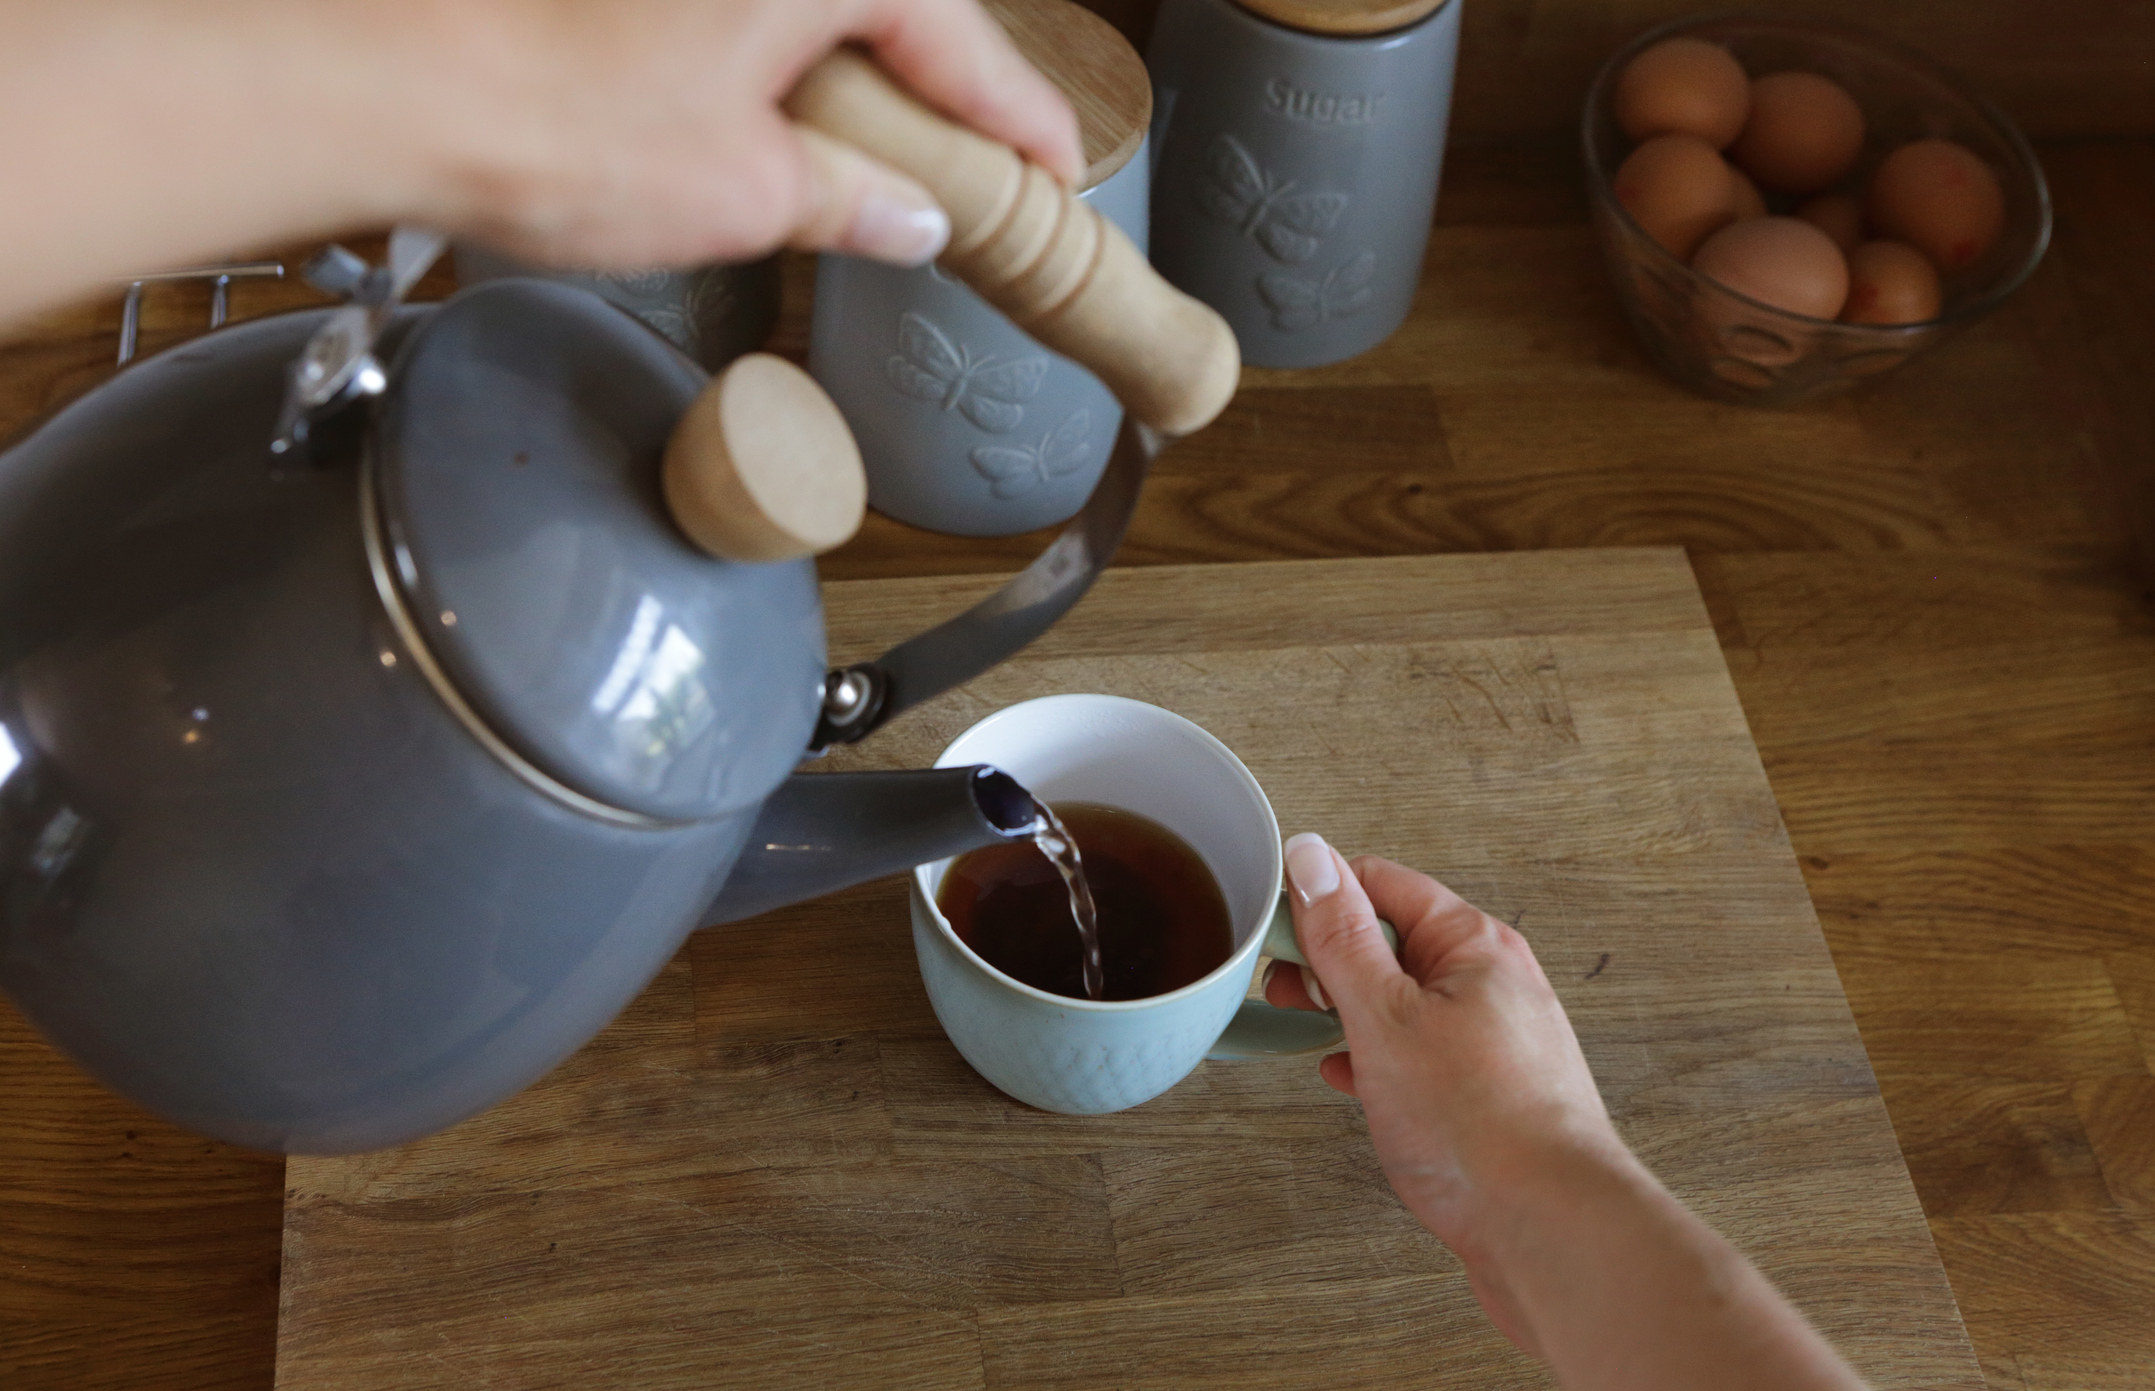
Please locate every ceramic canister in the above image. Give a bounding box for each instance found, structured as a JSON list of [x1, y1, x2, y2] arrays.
[[1147, 0, 1460, 368], [451, 247, 780, 373], [809, 0, 1153, 537]]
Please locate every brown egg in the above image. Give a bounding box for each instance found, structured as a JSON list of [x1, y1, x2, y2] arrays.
[[1613, 134, 1739, 260], [1730, 71, 1866, 194], [1729, 167, 1769, 221], [1842, 240, 1943, 324], [1614, 37, 1752, 149], [1868, 139, 2005, 273], [1691, 215, 1850, 319], [1795, 192, 1866, 255]]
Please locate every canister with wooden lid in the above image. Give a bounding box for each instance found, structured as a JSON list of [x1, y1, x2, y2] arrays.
[[809, 0, 1152, 537], [1147, 0, 1459, 367]]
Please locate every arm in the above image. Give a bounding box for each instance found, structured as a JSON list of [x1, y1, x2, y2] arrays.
[[0, 0, 1081, 328], [1268, 836, 1866, 1391]]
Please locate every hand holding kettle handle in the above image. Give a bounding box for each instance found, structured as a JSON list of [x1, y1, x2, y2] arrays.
[[667, 51, 1243, 750], [787, 48, 1240, 438]]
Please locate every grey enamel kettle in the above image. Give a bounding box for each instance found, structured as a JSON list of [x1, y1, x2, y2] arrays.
[[0, 54, 1238, 1153]]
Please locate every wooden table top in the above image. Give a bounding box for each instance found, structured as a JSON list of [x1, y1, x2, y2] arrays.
[[9, 138, 2153, 1388], [272, 551, 1977, 1390]]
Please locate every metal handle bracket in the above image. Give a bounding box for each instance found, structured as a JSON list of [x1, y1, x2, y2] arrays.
[[270, 227, 446, 459], [809, 418, 1162, 750]]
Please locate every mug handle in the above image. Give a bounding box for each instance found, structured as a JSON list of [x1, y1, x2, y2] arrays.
[[1207, 896, 1403, 1059]]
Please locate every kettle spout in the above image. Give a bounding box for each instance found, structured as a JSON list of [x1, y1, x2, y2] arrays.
[[701, 766, 1038, 926]]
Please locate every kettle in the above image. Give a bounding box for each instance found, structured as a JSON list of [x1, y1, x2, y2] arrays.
[[0, 54, 1237, 1153]]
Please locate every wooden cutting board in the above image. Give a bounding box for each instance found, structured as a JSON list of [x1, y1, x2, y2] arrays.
[[274, 549, 1981, 1390]]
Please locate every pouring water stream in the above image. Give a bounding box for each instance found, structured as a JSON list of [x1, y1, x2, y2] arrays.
[[1025, 799, 1104, 1001]]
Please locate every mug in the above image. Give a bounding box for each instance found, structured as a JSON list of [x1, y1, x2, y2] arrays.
[[911, 693, 1361, 1114], [809, 141, 1150, 537], [450, 246, 780, 372], [1146, 0, 1461, 367]]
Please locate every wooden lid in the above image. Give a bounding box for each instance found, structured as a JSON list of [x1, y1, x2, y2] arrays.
[[986, 0, 1151, 189], [1232, 0, 1449, 37]]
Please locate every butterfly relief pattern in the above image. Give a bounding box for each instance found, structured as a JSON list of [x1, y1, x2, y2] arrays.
[[1197, 134, 1347, 265], [885, 311, 1048, 434], [1256, 251, 1377, 331], [634, 275, 735, 355], [970, 410, 1093, 500], [596, 268, 675, 296]]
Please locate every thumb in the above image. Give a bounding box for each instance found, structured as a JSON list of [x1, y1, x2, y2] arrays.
[[782, 124, 951, 266], [1285, 833, 1403, 1015]]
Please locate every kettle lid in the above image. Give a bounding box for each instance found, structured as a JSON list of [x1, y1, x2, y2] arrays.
[[370, 280, 824, 824]]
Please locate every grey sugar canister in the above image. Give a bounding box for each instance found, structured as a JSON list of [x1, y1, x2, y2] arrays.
[[1147, 0, 1459, 368], [810, 0, 1152, 538]]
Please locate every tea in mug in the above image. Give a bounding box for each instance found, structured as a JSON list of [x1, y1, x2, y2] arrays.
[[938, 802, 1233, 1002]]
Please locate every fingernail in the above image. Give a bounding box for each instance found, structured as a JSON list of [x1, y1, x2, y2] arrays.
[[1300, 966, 1330, 1010], [1285, 832, 1340, 904], [849, 194, 949, 267]]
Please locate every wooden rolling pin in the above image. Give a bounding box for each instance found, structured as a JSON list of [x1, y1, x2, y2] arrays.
[[788, 48, 1240, 440]]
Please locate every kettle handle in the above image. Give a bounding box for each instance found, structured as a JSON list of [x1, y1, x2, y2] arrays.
[[793, 49, 1237, 750], [786, 49, 1239, 438], [810, 414, 1159, 749]]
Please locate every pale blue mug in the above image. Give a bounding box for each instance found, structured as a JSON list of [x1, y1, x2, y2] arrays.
[[911, 694, 1399, 1115]]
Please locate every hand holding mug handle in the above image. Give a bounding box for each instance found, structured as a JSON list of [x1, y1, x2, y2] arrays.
[[1208, 891, 1401, 1059]]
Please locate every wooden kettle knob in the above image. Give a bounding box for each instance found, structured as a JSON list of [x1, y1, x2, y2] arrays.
[[787, 49, 1240, 437], [663, 353, 867, 562]]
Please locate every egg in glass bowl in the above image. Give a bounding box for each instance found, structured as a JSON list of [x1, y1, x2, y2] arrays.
[[1583, 13, 2051, 406]]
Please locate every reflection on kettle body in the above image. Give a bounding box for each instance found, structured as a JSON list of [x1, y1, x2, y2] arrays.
[[27, 806, 91, 880], [591, 595, 664, 714], [0, 724, 110, 937], [591, 595, 716, 777]]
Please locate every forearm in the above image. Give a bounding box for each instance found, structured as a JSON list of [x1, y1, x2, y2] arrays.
[[0, 0, 501, 326], [0, 0, 1080, 330], [1472, 1139, 1866, 1391]]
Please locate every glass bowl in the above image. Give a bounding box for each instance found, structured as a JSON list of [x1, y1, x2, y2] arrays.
[[1582, 13, 2051, 406]]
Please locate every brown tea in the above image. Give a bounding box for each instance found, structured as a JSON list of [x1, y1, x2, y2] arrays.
[[937, 802, 1235, 1002]]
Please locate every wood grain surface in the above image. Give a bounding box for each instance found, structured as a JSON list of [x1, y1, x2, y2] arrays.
[[1227, 0, 1451, 39], [989, 0, 1151, 189], [4, 138, 2153, 1390], [272, 550, 1977, 1391]]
